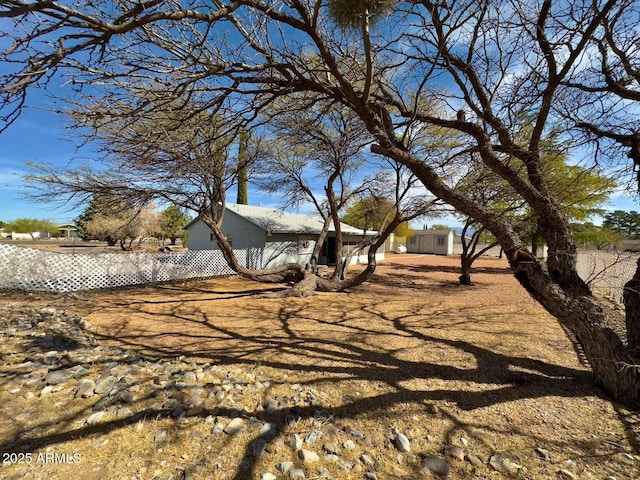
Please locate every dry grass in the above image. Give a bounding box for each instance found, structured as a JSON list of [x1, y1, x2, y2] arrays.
[[1, 254, 639, 480]]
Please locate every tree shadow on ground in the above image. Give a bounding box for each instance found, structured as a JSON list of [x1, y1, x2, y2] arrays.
[[1, 270, 637, 480], [384, 260, 511, 277]]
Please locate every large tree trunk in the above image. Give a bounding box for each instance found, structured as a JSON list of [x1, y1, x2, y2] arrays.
[[459, 258, 472, 285], [370, 143, 640, 408], [624, 257, 640, 353], [516, 261, 640, 408]]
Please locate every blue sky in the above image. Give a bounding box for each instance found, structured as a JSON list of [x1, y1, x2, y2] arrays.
[[1, 101, 639, 227], [0, 103, 85, 224]]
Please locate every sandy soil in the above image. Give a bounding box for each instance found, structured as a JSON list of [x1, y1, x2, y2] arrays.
[[1, 254, 638, 480]]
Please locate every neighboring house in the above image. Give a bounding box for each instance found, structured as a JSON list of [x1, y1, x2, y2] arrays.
[[406, 229, 454, 255], [10, 231, 51, 240], [57, 224, 79, 238], [452, 232, 504, 257], [185, 203, 385, 268]]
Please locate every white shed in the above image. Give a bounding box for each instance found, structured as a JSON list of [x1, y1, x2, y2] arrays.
[[406, 229, 454, 255], [185, 204, 384, 268]]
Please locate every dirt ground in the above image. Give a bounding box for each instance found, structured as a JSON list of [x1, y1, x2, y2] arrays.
[[1, 254, 639, 480]]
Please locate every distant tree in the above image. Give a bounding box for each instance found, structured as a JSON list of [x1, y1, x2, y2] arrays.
[[572, 222, 622, 250], [159, 205, 190, 245], [86, 205, 157, 250], [75, 197, 100, 241], [513, 135, 616, 256], [603, 210, 640, 238], [236, 130, 249, 205], [452, 156, 514, 285], [75, 195, 152, 249], [6, 218, 58, 240], [430, 224, 452, 231], [341, 196, 411, 236], [457, 219, 500, 285]]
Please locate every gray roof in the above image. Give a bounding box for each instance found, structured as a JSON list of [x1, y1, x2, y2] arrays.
[[411, 229, 454, 235], [225, 204, 365, 235]]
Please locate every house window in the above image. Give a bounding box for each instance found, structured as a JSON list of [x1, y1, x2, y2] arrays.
[[437, 236, 445, 245], [210, 233, 232, 246]]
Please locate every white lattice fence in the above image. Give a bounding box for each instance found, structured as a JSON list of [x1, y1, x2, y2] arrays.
[[576, 251, 639, 301], [0, 244, 264, 292]]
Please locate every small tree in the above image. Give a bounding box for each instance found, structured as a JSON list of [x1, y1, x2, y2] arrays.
[[236, 130, 249, 205], [6, 218, 58, 240], [341, 196, 411, 236], [159, 205, 190, 245], [572, 222, 621, 250], [603, 210, 640, 238]]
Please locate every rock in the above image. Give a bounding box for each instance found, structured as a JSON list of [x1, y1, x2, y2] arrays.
[[275, 461, 293, 474], [298, 449, 320, 464], [421, 454, 450, 477], [557, 469, 577, 480], [304, 430, 322, 445], [467, 453, 485, 468], [535, 447, 550, 461], [260, 474, 277, 480], [444, 444, 465, 461], [323, 441, 340, 454], [224, 418, 245, 436], [338, 460, 355, 471], [343, 439, 356, 450], [252, 438, 267, 457], [289, 468, 305, 480], [264, 398, 278, 415], [45, 369, 73, 385], [489, 454, 522, 474], [360, 453, 375, 466], [86, 411, 106, 425], [94, 375, 118, 394], [43, 349, 59, 362], [290, 433, 303, 450], [391, 466, 410, 477], [74, 379, 96, 398], [258, 422, 278, 438], [395, 433, 411, 452]]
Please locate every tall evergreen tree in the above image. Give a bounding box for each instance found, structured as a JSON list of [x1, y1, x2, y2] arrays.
[[236, 130, 249, 205]]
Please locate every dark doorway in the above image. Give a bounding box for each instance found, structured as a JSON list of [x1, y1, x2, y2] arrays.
[[323, 236, 336, 265]]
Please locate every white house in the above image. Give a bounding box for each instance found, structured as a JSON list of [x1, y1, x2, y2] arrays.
[[406, 229, 454, 255], [185, 204, 385, 268]]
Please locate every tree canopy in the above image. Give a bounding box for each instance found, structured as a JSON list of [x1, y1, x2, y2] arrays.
[[603, 210, 640, 238], [341, 196, 412, 236], [5, 218, 58, 239]]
